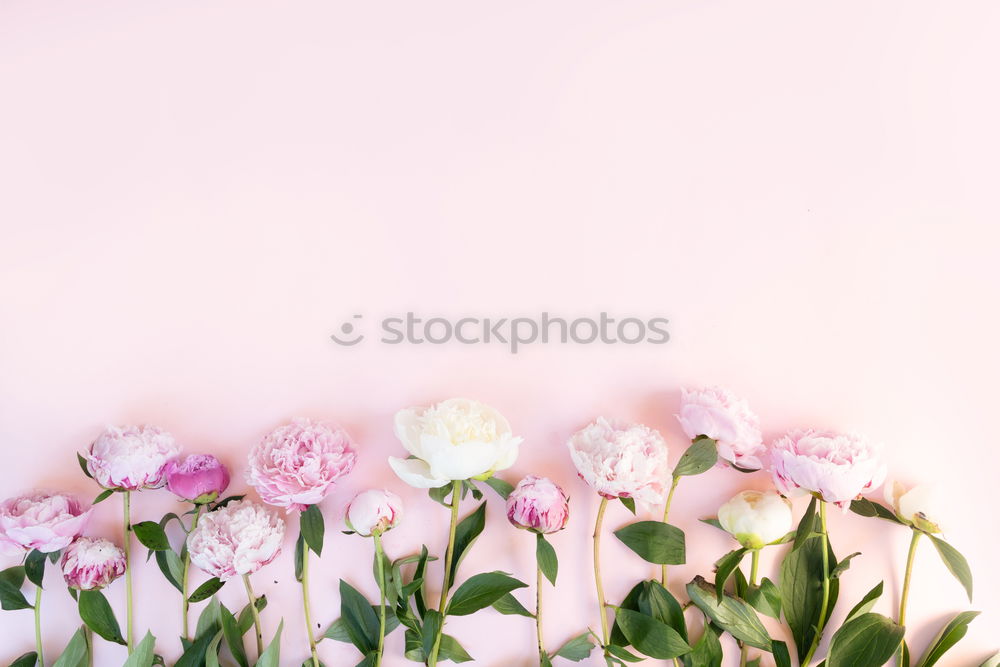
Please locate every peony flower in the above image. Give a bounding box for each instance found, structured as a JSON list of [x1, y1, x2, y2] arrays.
[[770, 429, 886, 508], [86, 425, 181, 491], [0, 492, 91, 553], [187, 499, 285, 580], [506, 475, 569, 534], [884, 479, 944, 534], [717, 490, 793, 549], [677, 387, 765, 470], [567, 417, 671, 506], [247, 418, 357, 512], [166, 455, 230, 504], [61, 537, 126, 590], [388, 398, 522, 489], [345, 489, 403, 537]]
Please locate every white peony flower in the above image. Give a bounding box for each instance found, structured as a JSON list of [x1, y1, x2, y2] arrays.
[[884, 479, 945, 534], [718, 490, 793, 549]]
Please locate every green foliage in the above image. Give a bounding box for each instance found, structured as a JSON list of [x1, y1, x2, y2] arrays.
[[536, 534, 558, 585], [614, 521, 685, 565], [672, 437, 718, 477], [78, 589, 126, 644], [300, 504, 326, 556], [686, 577, 772, 651], [827, 613, 904, 667], [916, 610, 980, 667]]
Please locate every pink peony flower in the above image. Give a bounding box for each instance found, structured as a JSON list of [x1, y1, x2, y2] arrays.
[[567, 417, 671, 507], [770, 429, 886, 508], [61, 537, 126, 590], [0, 492, 91, 553], [506, 475, 569, 534], [186, 499, 285, 580], [166, 455, 230, 504], [677, 387, 765, 470], [345, 489, 403, 537], [86, 425, 181, 491], [247, 418, 358, 512]]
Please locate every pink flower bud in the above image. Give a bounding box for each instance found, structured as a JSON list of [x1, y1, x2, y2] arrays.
[[0, 492, 91, 554], [61, 537, 126, 590], [166, 455, 231, 504], [506, 475, 569, 534], [345, 489, 403, 537], [86, 425, 181, 491]]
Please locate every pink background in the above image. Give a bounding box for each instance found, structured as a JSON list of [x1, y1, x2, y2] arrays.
[[1, 1, 998, 665]]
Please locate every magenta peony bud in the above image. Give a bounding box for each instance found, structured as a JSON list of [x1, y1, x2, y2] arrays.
[[247, 418, 358, 512], [770, 429, 886, 508], [345, 489, 403, 537], [165, 455, 230, 504], [677, 387, 765, 471], [506, 475, 569, 534], [61, 537, 126, 590], [186, 499, 285, 580], [86, 425, 181, 491], [0, 492, 91, 554]]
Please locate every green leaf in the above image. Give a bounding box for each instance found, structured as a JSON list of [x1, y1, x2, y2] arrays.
[[536, 534, 558, 585], [928, 535, 973, 602], [746, 578, 781, 619], [447, 571, 528, 616], [205, 632, 225, 667], [672, 436, 718, 477], [713, 548, 747, 602], [614, 521, 685, 565], [0, 565, 31, 610], [827, 612, 904, 667], [916, 610, 980, 667], [773, 639, 792, 667], [78, 589, 126, 644], [176, 629, 218, 667], [93, 489, 115, 505], [792, 497, 817, 551], [25, 550, 47, 589], [220, 602, 249, 667], [195, 597, 223, 640], [980, 652, 1000, 667], [638, 580, 688, 641], [780, 514, 840, 662], [700, 517, 724, 531], [849, 498, 904, 524], [339, 579, 380, 654], [122, 631, 157, 667], [684, 623, 722, 667], [552, 632, 594, 661], [77, 453, 93, 479], [483, 476, 514, 499], [831, 552, 862, 579], [188, 577, 225, 603], [420, 610, 442, 659], [845, 581, 883, 624], [8, 653, 38, 667], [620, 497, 637, 514], [294, 533, 305, 582], [237, 594, 268, 635], [614, 608, 692, 659], [300, 504, 326, 557], [491, 592, 534, 617], [449, 502, 486, 589], [154, 548, 184, 592], [606, 644, 644, 662], [428, 484, 453, 506], [439, 634, 474, 662], [256, 619, 283, 667], [685, 576, 772, 651], [132, 521, 171, 551], [610, 582, 644, 647], [51, 627, 89, 667]]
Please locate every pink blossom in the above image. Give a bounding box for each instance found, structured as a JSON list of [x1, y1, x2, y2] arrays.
[[345, 489, 403, 537], [186, 499, 285, 580], [567, 417, 670, 507], [0, 492, 91, 553], [506, 475, 569, 534], [247, 418, 358, 512], [166, 455, 230, 504], [61, 537, 126, 590], [86, 425, 181, 490], [677, 387, 765, 470], [770, 429, 886, 508]]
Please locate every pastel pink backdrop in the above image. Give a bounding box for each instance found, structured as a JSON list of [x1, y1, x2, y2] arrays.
[[1, 1, 998, 665]]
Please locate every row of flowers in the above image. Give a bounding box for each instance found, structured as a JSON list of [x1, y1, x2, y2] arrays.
[[0, 390, 988, 667]]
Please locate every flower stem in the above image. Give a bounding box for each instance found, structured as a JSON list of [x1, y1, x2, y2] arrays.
[[802, 501, 830, 666], [34, 585, 43, 667], [374, 533, 387, 667], [536, 543, 545, 664], [181, 504, 203, 641], [593, 497, 610, 652], [242, 574, 263, 660], [85, 626, 94, 667], [739, 550, 761, 667], [300, 533, 320, 667], [123, 490, 134, 654], [660, 477, 681, 586], [896, 530, 921, 666], [428, 480, 462, 667]]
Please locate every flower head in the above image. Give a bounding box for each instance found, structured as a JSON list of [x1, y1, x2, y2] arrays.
[[567, 417, 670, 506], [388, 398, 522, 489], [677, 387, 765, 470], [770, 429, 886, 508], [717, 490, 793, 549], [247, 418, 358, 512], [506, 475, 569, 534], [86, 425, 180, 491], [345, 489, 403, 537], [187, 499, 285, 580], [884, 479, 944, 534], [61, 537, 126, 590], [0, 492, 91, 553], [166, 455, 230, 504]]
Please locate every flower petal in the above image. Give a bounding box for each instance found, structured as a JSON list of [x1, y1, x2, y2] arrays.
[[388, 457, 450, 489]]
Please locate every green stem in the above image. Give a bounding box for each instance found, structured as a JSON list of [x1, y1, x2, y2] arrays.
[[896, 530, 921, 666], [300, 528, 320, 667], [34, 586, 43, 667], [428, 481, 462, 667], [802, 502, 830, 666], [123, 490, 134, 654], [181, 505, 203, 641], [739, 550, 761, 667], [593, 497, 610, 652], [374, 533, 387, 667], [536, 545, 545, 664], [660, 477, 681, 586], [243, 574, 263, 660], [85, 626, 94, 667]]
